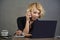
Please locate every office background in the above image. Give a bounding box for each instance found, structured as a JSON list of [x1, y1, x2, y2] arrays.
[[0, 0, 60, 36]]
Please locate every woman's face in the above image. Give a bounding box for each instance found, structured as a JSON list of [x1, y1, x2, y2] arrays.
[[30, 6, 40, 21]]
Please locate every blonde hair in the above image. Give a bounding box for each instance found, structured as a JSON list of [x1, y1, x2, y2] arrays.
[[27, 2, 45, 18]]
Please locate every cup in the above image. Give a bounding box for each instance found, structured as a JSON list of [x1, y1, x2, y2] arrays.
[[1, 30, 8, 36]]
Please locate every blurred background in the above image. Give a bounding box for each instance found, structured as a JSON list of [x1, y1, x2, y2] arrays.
[[0, 0, 60, 36]]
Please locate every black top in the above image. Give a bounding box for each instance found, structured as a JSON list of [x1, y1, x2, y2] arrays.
[[17, 16, 38, 34]]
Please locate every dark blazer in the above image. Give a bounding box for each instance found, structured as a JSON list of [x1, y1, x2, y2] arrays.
[[17, 16, 38, 34]]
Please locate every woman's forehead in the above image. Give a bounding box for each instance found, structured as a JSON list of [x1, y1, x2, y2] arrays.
[[31, 7, 39, 12]]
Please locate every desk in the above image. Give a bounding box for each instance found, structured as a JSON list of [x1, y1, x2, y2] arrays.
[[0, 36, 60, 40], [12, 37, 60, 40]]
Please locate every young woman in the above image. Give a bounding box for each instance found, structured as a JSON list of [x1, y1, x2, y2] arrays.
[[15, 2, 45, 37]]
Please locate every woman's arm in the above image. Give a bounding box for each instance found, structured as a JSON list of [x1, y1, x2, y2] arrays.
[[23, 11, 32, 37], [23, 20, 30, 34]]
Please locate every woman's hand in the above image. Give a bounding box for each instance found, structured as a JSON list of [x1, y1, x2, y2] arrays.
[[26, 10, 31, 21], [23, 33, 32, 37]]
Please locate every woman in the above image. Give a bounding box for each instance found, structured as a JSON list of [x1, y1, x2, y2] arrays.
[[15, 2, 45, 37]]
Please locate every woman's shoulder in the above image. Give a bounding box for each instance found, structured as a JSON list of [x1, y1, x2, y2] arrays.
[[17, 16, 26, 21], [17, 16, 26, 19]]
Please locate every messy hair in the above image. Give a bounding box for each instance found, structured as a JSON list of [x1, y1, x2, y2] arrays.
[[27, 2, 45, 18]]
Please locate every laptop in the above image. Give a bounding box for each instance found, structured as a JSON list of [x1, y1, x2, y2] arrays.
[[31, 20, 57, 38]]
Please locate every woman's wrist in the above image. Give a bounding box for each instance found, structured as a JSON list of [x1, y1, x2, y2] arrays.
[[26, 20, 30, 22], [22, 32, 32, 37]]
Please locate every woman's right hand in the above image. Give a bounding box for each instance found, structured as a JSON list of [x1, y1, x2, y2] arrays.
[[26, 10, 31, 21]]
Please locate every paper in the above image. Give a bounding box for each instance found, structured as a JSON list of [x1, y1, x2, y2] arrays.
[[14, 35, 24, 38]]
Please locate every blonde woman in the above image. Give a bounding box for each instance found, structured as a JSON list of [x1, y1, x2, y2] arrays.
[[15, 2, 45, 37]]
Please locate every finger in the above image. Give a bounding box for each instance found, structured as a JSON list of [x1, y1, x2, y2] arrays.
[[27, 12, 31, 17]]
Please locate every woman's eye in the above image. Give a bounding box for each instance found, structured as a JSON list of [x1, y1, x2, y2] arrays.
[[33, 12, 37, 14], [38, 13, 40, 14], [33, 12, 39, 14]]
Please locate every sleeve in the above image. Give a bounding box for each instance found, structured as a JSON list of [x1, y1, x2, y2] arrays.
[[17, 17, 24, 31]]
